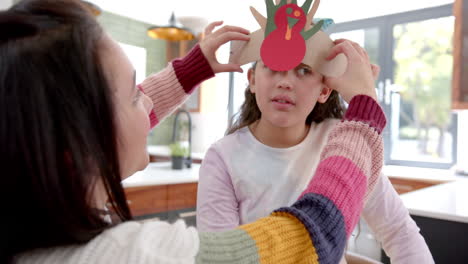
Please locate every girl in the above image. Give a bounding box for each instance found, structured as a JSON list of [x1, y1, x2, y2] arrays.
[[197, 39, 434, 264], [1, 0, 382, 263]]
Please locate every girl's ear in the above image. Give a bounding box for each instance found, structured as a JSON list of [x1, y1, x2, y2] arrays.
[[318, 84, 333, 103], [248, 68, 256, 93]]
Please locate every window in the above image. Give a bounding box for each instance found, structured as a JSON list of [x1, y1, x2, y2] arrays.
[[329, 4, 457, 168], [118, 42, 147, 84], [391, 17, 455, 164]]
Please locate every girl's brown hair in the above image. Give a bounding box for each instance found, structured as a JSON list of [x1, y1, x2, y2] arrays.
[[227, 63, 346, 134]]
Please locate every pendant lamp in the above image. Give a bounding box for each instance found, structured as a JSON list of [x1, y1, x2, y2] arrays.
[[147, 12, 195, 41]]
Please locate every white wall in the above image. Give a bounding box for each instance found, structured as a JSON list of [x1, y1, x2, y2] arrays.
[[0, 0, 13, 10], [189, 44, 232, 154], [190, 111, 228, 154], [89, 0, 454, 31], [190, 72, 231, 154]]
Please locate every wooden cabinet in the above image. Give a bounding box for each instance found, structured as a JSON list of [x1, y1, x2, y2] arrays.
[[166, 39, 198, 62], [124, 182, 198, 217], [166, 38, 201, 112], [452, 0, 468, 109], [167, 183, 198, 212]]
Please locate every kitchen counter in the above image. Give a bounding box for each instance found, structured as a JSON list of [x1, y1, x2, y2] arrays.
[[122, 162, 200, 188], [121, 162, 200, 220], [400, 178, 468, 224], [399, 178, 468, 263], [147, 145, 205, 161], [383, 165, 458, 183]]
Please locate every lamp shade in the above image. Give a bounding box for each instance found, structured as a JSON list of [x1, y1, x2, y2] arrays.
[[147, 12, 195, 41]]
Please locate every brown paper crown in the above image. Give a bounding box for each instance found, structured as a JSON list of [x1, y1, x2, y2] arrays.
[[229, 0, 347, 77]]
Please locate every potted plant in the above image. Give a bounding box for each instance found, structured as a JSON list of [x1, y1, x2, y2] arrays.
[[169, 142, 188, 170]]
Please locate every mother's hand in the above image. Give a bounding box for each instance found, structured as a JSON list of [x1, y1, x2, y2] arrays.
[[199, 21, 250, 74], [324, 39, 379, 103]]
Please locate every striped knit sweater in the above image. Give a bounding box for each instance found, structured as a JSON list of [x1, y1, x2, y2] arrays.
[[16, 45, 386, 264]]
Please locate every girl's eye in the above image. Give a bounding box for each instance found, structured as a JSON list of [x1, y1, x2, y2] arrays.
[[263, 64, 277, 73], [297, 67, 312, 76]]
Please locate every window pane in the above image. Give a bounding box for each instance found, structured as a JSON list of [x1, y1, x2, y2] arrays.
[[330, 29, 382, 105], [118, 42, 146, 84], [318, 0, 453, 23], [391, 16, 454, 164], [232, 64, 253, 118], [331, 28, 380, 66]]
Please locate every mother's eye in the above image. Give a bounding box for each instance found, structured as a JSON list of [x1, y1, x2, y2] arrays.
[[133, 88, 142, 104]]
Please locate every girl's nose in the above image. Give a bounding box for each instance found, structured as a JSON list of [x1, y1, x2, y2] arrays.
[[277, 81, 292, 90], [276, 71, 294, 90]]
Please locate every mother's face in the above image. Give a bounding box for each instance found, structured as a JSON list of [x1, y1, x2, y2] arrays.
[[100, 35, 153, 179]]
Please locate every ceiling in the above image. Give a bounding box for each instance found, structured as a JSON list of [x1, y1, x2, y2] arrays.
[[89, 0, 453, 33]]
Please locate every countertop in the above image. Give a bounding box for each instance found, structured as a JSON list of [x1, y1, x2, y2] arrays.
[[122, 162, 200, 188], [131, 152, 468, 224], [400, 178, 468, 224], [383, 165, 459, 183]]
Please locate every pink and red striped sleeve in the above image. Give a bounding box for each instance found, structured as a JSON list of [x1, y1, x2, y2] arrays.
[[137, 44, 214, 128]]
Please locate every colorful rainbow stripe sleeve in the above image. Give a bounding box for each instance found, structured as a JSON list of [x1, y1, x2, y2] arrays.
[[138, 44, 214, 128], [196, 95, 386, 264]]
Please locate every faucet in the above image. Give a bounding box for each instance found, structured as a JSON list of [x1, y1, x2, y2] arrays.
[[172, 109, 192, 168]]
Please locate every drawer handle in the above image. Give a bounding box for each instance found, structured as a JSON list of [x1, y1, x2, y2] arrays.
[[393, 184, 413, 191], [179, 211, 196, 218]]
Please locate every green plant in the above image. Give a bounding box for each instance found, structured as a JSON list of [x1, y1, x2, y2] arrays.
[[169, 142, 188, 157]]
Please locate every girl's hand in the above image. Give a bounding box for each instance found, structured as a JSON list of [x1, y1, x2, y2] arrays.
[[324, 39, 379, 103], [199, 21, 250, 74]]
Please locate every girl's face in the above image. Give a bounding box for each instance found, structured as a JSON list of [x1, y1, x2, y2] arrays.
[[248, 61, 332, 128], [101, 36, 154, 178]]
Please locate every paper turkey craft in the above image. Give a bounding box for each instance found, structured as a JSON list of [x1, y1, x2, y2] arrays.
[[229, 0, 347, 77]]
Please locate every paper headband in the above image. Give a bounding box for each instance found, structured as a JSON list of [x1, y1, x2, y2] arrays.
[[229, 0, 347, 77]]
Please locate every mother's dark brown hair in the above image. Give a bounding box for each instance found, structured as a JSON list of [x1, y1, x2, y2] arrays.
[[0, 0, 131, 262]]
